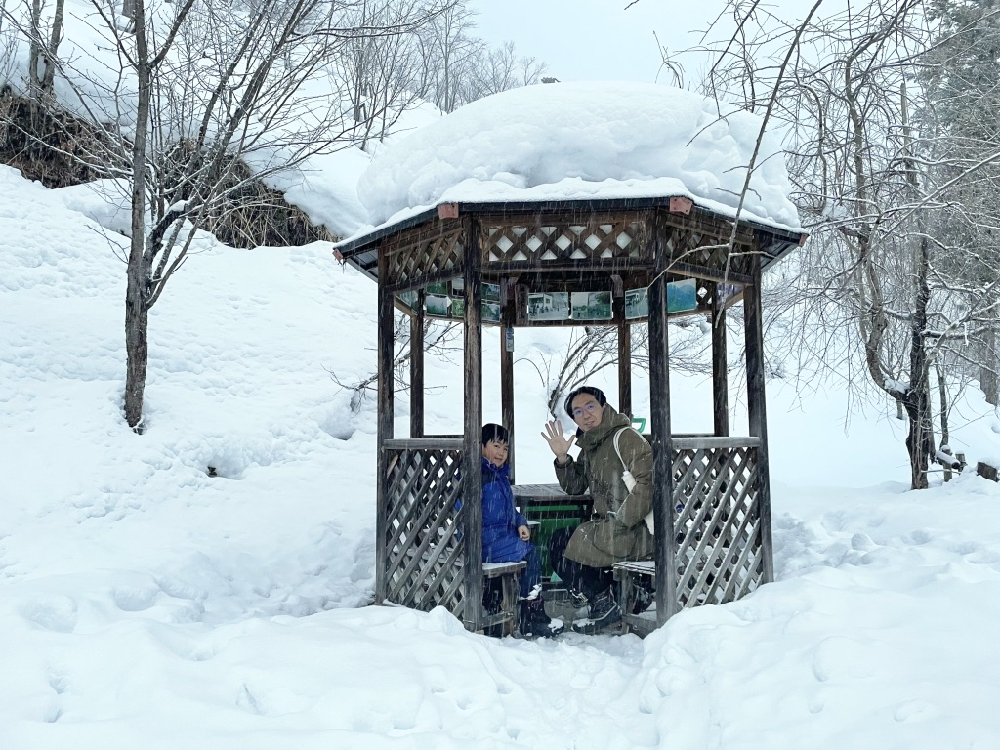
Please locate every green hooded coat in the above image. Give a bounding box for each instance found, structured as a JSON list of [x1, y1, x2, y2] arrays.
[[555, 403, 654, 568]]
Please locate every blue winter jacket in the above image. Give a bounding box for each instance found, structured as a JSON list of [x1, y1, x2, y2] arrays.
[[481, 458, 532, 563]]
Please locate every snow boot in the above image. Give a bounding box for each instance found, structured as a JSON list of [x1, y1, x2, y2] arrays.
[[571, 587, 621, 634], [518, 596, 564, 638], [567, 588, 590, 609]]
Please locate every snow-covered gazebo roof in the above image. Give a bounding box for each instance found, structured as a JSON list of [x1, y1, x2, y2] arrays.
[[335, 81, 804, 278]]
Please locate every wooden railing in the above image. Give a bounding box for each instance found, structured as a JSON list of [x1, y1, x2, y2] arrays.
[[382, 441, 467, 616], [378, 435, 769, 634], [671, 438, 765, 610]]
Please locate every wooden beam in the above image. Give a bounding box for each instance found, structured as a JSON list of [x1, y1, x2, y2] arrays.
[[662, 260, 753, 287], [672, 436, 761, 450], [461, 216, 484, 631], [479, 260, 652, 276], [711, 285, 730, 437], [618, 324, 632, 417], [743, 252, 774, 584], [383, 438, 465, 450], [648, 211, 677, 626], [410, 290, 425, 438], [375, 241, 395, 604]]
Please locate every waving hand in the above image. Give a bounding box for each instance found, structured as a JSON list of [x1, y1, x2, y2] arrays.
[[541, 419, 576, 465]]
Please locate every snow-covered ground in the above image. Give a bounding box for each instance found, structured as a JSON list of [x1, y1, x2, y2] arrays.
[[4, 157, 1000, 749]]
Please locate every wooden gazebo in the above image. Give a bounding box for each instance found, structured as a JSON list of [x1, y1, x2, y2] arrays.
[[335, 195, 806, 634]]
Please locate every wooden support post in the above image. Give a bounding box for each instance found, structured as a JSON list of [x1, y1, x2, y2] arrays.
[[618, 322, 633, 417], [711, 285, 730, 437], [410, 289, 425, 438], [375, 242, 395, 604], [461, 217, 484, 631], [743, 253, 774, 584], [500, 278, 516, 482], [648, 213, 677, 626], [614, 288, 632, 417]]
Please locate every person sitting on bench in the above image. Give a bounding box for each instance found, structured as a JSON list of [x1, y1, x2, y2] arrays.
[[481, 423, 562, 637], [541, 387, 653, 634]]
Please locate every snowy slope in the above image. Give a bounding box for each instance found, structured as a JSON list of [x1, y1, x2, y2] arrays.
[[4, 163, 1000, 749]]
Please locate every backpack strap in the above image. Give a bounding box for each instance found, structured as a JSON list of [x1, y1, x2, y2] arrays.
[[612, 426, 642, 472], [613, 426, 655, 535]]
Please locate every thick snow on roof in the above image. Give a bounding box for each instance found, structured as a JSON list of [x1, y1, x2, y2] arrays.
[[354, 81, 801, 235]]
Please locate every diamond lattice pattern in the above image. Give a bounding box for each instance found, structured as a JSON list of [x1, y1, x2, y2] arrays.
[[671, 446, 764, 608], [384, 448, 468, 617], [483, 220, 645, 264]]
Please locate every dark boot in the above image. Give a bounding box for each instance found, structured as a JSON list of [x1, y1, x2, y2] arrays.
[[571, 587, 622, 634], [519, 596, 564, 638]]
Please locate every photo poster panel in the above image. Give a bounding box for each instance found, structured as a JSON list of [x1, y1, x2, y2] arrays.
[[397, 289, 418, 312], [570, 291, 613, 321], [625, 288, 648, 319], [414, 278, 503, 322], [665, 277, 697, 314], [527, 291, 570, 321], [481, 282, 501, 322], [426, 279, 450, 317]]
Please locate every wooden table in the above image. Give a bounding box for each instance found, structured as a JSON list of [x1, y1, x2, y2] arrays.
[[511, 483, 591, 511], [511, 484, 591, 581]]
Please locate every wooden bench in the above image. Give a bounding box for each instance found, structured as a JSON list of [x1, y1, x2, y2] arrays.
[[613, 560, 657, 636], [481, 561, 527, 636], [615, 552, 732, 636], [400, 546, 525, 636]]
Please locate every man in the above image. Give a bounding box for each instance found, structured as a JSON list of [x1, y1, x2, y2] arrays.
[[541, 386, 653, 633]]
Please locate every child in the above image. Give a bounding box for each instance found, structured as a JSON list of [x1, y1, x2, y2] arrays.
[[481, 423, 562, 637]]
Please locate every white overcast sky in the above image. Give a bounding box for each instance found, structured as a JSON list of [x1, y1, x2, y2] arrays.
[[468, 0, 722, 84]]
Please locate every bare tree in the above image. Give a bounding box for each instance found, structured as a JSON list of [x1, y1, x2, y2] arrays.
[[332, 313, 460, 410], [25, 0, 64, 113], [339, 0, 448, 150], [703, 0, 1000, 488], [110, 0, 362, 429], [1, 0, 457, 429], [462, 40, 547, 101], [413, 0, 477, 112], [0, 0, 67, 176], [920, 0, 1000, 407]]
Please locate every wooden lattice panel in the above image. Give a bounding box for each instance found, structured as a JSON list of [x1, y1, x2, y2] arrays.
[[664, 226, 728, 268], [383, 224, 464, 287], [481, 216, 648, 265], [671, 445, 763, 608], [383, 447, 468, 617]]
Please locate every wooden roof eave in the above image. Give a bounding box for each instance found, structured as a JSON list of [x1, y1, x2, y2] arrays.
[[333, 198, 807, 282]]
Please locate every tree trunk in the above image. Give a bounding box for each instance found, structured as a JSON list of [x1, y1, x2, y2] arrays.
[[900, 83, 934, 490], [28, 0, 41, 92], [936, 362, 951, 482], [39, 0, 64, 96], [124, 0, 150, 430], [124, 271, 148, 429], [982, 327, 998, 406], [27, 0, 42, 128], [904, 235, 933, 489]]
